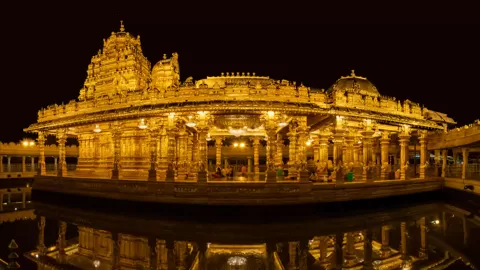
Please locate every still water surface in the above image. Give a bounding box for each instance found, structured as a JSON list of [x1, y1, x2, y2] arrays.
[[1, 189, 479, 269]]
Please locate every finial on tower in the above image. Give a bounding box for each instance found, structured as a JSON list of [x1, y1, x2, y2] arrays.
[[351, 70, 356, 77], [163, 54, 167, 60], [120, 20, 125, 32]]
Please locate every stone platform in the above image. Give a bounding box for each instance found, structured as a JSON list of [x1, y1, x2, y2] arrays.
[[32, 176, 443, 205]]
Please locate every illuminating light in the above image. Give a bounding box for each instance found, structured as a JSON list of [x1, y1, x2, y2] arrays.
[[22, 141, 28, 146], [267, 111, 275, 118], [168, 112, 175, 118], [138, 119, 148, 129], [306, 140, 312, 146], [93, 260, 101, 268], [229, 128, 245, 137], [431, 219, 440, 225], [234, 143, 239, 147], [278, 122, 288, 127], [239, 143, 245, 148], [93, 124, 102, 133], [186, 115, 196, 127], [35, 254, 39, 258], [22, 139, 35, 147], [227, 256, 247, 266]]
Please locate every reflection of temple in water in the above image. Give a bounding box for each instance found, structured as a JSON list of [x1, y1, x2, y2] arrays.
[[24, 196, 477, 270]]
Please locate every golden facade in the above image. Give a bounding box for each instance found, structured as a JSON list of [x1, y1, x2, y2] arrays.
[[25, 22, 456, 183]]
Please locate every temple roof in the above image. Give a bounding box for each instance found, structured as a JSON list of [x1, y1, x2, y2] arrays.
[[327, 70, 380, 97]]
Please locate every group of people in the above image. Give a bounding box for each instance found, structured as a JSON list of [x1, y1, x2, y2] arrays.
[[211, 165, 248, 178]]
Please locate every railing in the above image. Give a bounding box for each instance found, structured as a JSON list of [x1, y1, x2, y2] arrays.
[[1, 163, 77, 173], [445, 164, 480, 180]]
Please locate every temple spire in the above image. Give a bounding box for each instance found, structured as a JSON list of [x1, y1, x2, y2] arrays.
[[120, 20, 125, 32]]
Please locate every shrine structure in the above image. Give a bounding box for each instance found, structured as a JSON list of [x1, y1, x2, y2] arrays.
[[24, 22, 455, 204]]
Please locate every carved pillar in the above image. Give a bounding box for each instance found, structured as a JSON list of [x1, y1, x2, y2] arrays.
[[247, 157, 252, 174], [148, 128, 159, 181], [363, 229, 373, 270], [191, 133, 199, 173], [253, 137, 260, 179], [112, 233, 120, 270], [419, 131, 428, 179], [7, 157, 11, 172], [419, 217, 428, 259], [111, 124, 122, 180], [54, 157, 57, 172], [313, 136, 320, 162], [186, 133, 194, 180], [333, 132, 344, 167], [345, 232, 356, 262], [287, 129, 297, 169], [37, 216, 46, 256], [157, 240, 168, 270], [166, 240, 175, 270], [399, 134, 411, 180], [381, 225, 391, 257], [166, 126, 177, 181], [288, 241, 298, 270], [344, 135, 354, 167], [30, 156, 35, 172], [361, 131, 374, 182], [57, 130, 67, 177], [353, 142, 360, 166], [434, 150, 441, 166], [298, 240, 308, 270], [318, 132, 330, 180], [334, 232, 344, 270], [266, 128, 277, 182], [372, 139, 378, 165], [57, 221, 67, 263], [197, 242, 207, 270], [297, 125, 309, 181], [276, 134, 284, 167], [175, 241, 187, 270], [176, 127, 188, 180], [157, 126, 169, 181], [318, 236, 329, 268], [462, 148, 469, 180], [0, 156, 3, 173], [21, 156, 26, 173], [441, 149, 447, 177], [215, 137, 223, 170], [380, 131, 390, 180], [197, 128, 209, 172]]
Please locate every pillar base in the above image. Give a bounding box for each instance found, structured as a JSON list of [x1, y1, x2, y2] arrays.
[[266, 171, 277, 183], [148, 169, 157, 181], [299, 170, 309, 182], [57, 170, 67, 177], [166, 170, 175, 182], [111, 169, 119, 180], [197, 171, 207, 183], [335, 171, 345, 184]]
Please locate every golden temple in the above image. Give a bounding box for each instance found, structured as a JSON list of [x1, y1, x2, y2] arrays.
[[23, 22, 467, 204]]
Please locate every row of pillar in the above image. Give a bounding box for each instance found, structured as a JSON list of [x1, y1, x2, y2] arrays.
[[0, 156, 39, 173]]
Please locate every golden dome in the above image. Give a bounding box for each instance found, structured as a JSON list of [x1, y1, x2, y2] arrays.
[[327, 70, 380, 97]]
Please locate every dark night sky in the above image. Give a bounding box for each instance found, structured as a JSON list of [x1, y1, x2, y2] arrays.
[[2, 4, 479, 142]]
